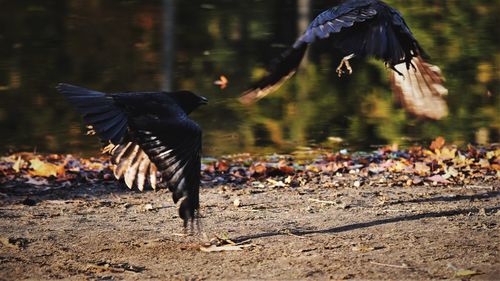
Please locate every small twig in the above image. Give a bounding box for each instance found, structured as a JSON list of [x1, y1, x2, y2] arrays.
[[370, 261, 411, 269], [364, 208, 417, 214], [465, 185, 495, 190], [234, 239, 253, 245]]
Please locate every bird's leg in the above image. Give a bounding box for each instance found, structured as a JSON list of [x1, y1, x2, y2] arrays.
[[336, 54, 355, 77], [195, 216, 202, 234]]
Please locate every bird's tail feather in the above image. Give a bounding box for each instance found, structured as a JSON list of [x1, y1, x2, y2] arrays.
[[239, 43, 308, 104], [57, 83, 128, 144], [390, 57, 448, 120]]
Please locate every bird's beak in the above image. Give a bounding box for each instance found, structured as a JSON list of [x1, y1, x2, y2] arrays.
[[199, 96, 208, 105]]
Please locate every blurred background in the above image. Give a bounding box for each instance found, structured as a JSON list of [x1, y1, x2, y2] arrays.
[[0, 0, 498, 157]]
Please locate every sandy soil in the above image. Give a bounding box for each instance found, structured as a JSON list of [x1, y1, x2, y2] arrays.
[[0, 179, 499, 280]]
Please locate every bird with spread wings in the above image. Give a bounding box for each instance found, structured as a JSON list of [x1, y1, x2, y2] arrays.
[[240, 0, 448, 120], [57, 83, 208, 227]]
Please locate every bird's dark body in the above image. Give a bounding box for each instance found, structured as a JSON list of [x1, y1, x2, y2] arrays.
[[57, 83, 206, 226]]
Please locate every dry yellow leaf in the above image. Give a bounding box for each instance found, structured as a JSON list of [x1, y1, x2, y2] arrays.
[[29, 158, 65, 177], [414, 162, 430, 176], [478, 159, 490, 168], [13, 156, 24, 173], [454, 269, 480, 277], [436, 147, 456, 160], [389, 161, 407, 173]]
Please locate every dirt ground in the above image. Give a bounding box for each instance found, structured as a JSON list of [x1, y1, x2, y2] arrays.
[[0, 178, 499, 280]]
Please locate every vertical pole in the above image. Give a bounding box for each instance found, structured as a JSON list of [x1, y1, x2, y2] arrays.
[[162, 0, 176, 91], [289, 0, 311, 143], [297, 0, 310, 65]]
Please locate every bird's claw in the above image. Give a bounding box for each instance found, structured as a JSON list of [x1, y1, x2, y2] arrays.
[[336, 58, 353, 77], [182, 213, 202, 235]]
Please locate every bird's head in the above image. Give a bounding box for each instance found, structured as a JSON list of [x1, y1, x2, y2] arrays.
[[167, 91, 208, 114]]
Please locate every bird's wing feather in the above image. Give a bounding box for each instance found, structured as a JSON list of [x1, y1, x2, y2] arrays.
[[239, 44, 307, 104], [133, 117, 202, 224], [390, 57, 448, 120], [297, 5, 377, 44], [57, 83, 128, 144], [106, 142, 157, 192]]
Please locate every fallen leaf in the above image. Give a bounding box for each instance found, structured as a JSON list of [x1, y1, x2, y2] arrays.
[[12, 156, 23, 173], [430, 136, 446, 151], [200, 244, 248, 252], [478, 158, 490, 169], [306, 165, 320, 173], [25, 177, 49, 186], [267, 178, 285, 188], [414, 162, 430, 176], [426, 175, 450, 184], [352, 245, 376, 252], [492, 164, 500, 171], [412, 176, 423, 184], [251, 164, 267, 175], [29, 158, 65, 177], [389, 161, 408, 173], [216, 160, 229, 172], [485, 149, 499, 160], [454, 269, 480, 278], [279, 165, 295, 174], [213, 75, 228, 89], [443, 166, 459, 179], [436, 147, 457, 161]]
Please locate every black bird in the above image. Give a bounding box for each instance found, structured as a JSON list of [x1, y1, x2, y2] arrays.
[[57, 83, 208, 227], [240, 0, 448, 120]]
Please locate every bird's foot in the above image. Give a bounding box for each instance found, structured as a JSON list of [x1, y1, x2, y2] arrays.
[[86, 125, 96, 136], [336, 54, 355, 77], [182, 215, 202, 235]]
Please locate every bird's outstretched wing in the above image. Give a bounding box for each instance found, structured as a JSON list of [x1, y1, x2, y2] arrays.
[[131, 117, 202, 225], [57, 83, 128, 144], [390, 57, 448, 120], [240, 4, 378, 104], [240, 45, 307, 104]]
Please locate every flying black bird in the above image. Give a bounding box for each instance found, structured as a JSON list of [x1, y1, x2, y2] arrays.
[[240, 0, 448, 120], [57, 83, 208, 227]]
